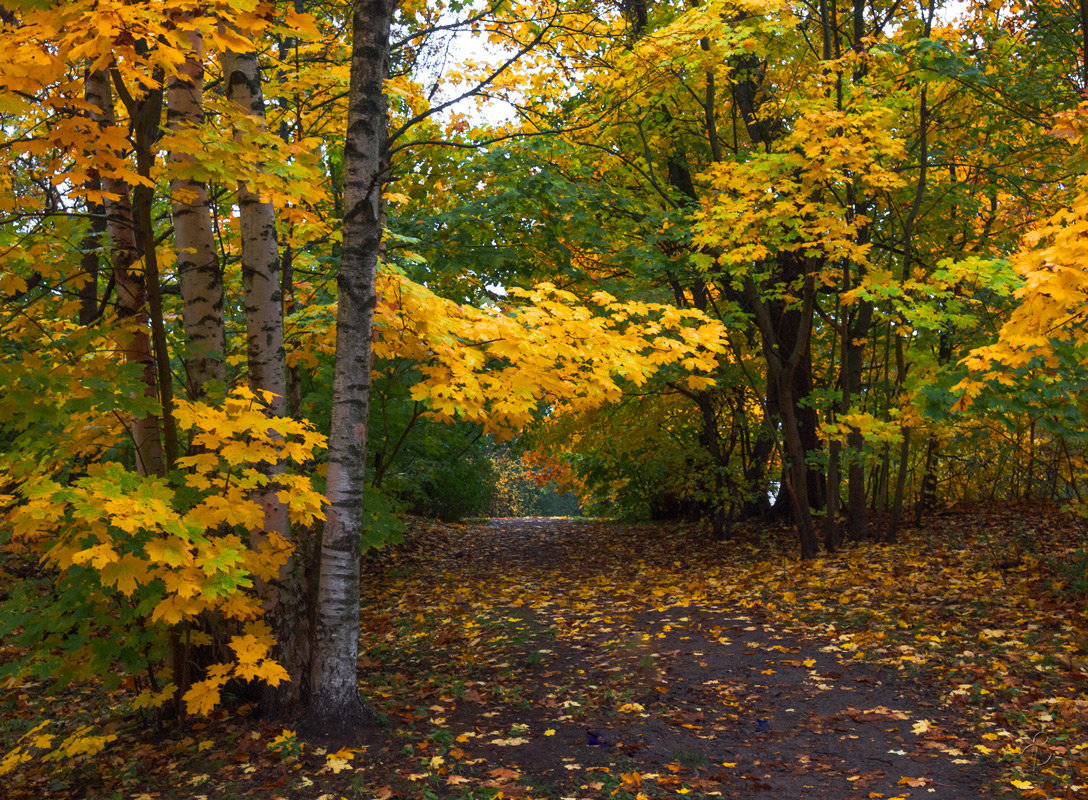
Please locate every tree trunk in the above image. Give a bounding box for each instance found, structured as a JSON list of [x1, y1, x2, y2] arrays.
[[223, 50, 289, 418], [746, 272, 819, 559], [915, 432, 939, 525], [824, 438, 841, 550], [223, 48, 306, 716], [764, 251, 824, 517], [169, 28, 226, 398], [887, 428, 911, 544], [844, 302, 873, 541], [276, 8, 305, 419], [304, 0, 393, 739], [740, 432, 775, 519], [78, 180, 104, 326], [899, 2, 935, 534], [694, 392, 727, 539], [86, 68, 164, 477], [125, 71, 179, 472], [778, 369, 818, 558]]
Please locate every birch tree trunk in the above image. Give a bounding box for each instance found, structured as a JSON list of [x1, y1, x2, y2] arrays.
[[222, 49, 288, 418], [168, 28, 226, 398], [223, 48, 306, 715], [86, 68, 164, 477], [304, 0, 393, 738]]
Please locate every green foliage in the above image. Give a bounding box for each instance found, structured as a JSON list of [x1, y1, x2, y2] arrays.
[[360, 485, 406, 550], [0, 568, 163, 691], [532, 487, 582, 517], [401, 454, 493, 522], [381, 445, 495, 522], [1051, 548, 1088, 598]]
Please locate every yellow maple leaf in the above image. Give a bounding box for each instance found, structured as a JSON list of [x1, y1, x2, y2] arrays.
[[151, 594, 207, 625], [183, 676, 227, 716], [260, 658, 291, 685], [144, 536, 193, 568], [218, 593, 262, 621], [71, 543, 118, 569], [229, 631, 272, 667], [99, 554, 148, 595], [159, 566, 205, 599]]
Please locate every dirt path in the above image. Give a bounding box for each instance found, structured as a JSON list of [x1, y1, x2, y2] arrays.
[[362, 517, 993, 800]]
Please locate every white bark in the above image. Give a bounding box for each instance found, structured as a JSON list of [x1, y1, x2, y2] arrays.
[[223, 48, 304, 714], [304, 0, 393, 737], [222, 49, 288, 418], [168, 28, 226, 397]]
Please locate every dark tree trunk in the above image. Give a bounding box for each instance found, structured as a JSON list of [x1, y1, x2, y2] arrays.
[[86, 68, 165, 477], [78, 184, 104, 326], [746, 272, 819, 559], [915, 433, 939, 525], [844, 300, 873, 541], [824, 438, 841, 551]]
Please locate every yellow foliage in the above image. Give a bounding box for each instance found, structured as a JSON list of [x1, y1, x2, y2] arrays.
[[2, 387, 326, 717], [693, 103, 905, 268], [957, 105, 1088, 408], [131, 683, 179, 711], [183, 674, 228, 717], [821, 413, 905, 447], [369, 274, 729, 433]]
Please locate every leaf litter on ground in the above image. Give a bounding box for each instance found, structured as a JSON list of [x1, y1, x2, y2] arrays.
[[3, 506, 1088, 799]]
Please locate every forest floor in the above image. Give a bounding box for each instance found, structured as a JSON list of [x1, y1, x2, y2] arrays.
[[4, 507, 1088, 799]]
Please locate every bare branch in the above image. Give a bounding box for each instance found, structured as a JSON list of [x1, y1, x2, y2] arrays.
[[389, 3, 560, 144]]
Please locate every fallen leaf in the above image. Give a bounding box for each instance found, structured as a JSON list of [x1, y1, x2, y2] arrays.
[[490, 737, 529, 746]]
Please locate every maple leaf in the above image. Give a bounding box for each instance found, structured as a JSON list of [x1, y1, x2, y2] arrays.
[[144, 536, 193, 568], [321, 755, 354, 774], [897, 776, 929, 787], [99, 554, 146, 595], [183, 676, 227, 716], [151, 594, 208, 625]]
